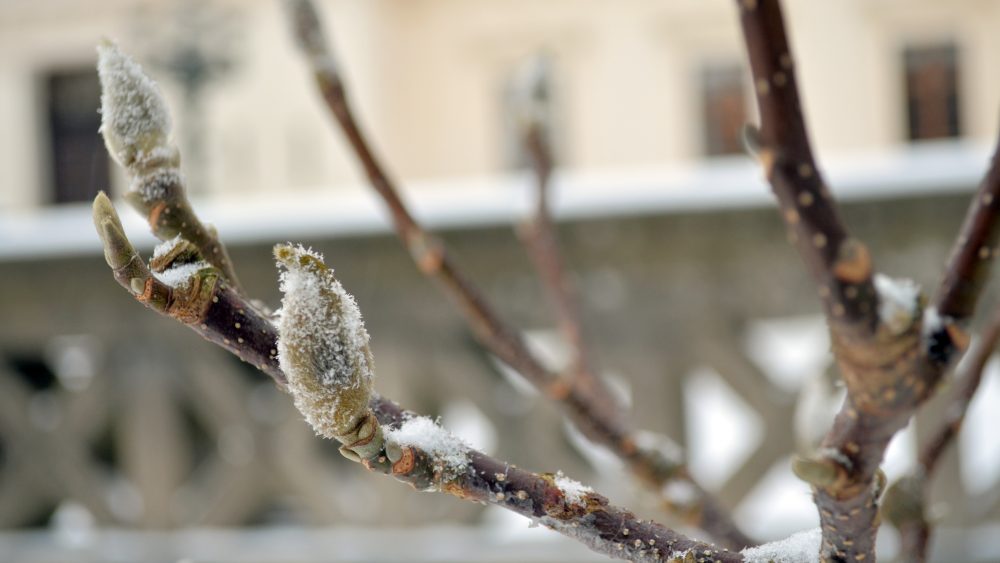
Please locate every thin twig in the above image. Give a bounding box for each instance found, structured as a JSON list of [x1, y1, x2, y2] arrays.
[[93, 194, 746, 563], [285, 0, 752, 548], [515, 60, 621, 429]]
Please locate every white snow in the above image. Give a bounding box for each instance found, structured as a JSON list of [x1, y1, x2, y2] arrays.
[[151, 235, 184, 260], [152, 261, 209, 289], [96, 41, 171, 168], [552, 471, 592, 504], [740, 527, 822, 563], [385, 416, 470, 476], [874, 273, 921, 334], [921, 306, 946, 348]]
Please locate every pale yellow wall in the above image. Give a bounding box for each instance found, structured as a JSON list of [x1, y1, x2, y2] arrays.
[[2, 0, 1000, 210]]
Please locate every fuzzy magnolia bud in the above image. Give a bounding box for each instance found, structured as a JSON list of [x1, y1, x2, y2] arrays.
[[96, 39, 178, 172], [275, 244, 382, 459]]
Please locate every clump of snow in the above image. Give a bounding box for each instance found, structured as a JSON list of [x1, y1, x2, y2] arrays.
[[275, 244, 374, 439], [661, 480, 699, 506], [553, 471, 592, 504], [633, 429, 685, 467], [96, 40, 172, 169], [152, 235, 184, 260], [153, 261, 209, 289], [385, 416, 470, 476], [740, 528, 821, 563], [874, 273, 921, 334]]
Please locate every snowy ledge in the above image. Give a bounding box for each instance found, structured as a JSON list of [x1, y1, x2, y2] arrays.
[[0, 140, 990, 261]]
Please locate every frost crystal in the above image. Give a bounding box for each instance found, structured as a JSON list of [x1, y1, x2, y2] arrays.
[[96, 40, 172, 169], [553, 471, 592, 504], [275, 244, 374, 439], [874, 273, 921, 334], [740, 528, 821, 563], [385, 416, 470, 475], [153, 261, 209, 290]]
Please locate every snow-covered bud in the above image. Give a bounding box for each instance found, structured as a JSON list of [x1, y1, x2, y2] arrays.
[[97, 39, 178, 171], [274, 244, 382, 460]]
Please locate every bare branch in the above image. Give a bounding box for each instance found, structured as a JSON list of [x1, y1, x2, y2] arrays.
[[737, 2, 877, 334], [284, 0, 752, 548]]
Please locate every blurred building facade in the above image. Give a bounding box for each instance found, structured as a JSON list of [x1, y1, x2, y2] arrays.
[[3, 1, 1000, 562], [1, 0, 1000, 208]]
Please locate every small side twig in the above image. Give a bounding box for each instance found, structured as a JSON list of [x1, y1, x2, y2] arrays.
[[285, 0, 752, 548]]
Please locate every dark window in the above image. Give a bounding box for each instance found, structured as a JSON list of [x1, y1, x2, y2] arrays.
[[904, 43, 961, 141], [701, 64, 748, 157], [46, 69, 110, 204]]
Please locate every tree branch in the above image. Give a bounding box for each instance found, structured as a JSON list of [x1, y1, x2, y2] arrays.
[[284, 0, 752, 548], [738, 3, 877, 334], [735, 1, 979, 560], [92, 193, 752, 563]]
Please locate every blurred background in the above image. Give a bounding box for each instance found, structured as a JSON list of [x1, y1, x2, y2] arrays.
[[3, 0, 1000, 561]]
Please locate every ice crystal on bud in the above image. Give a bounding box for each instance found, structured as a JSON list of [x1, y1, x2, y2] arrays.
[[96, 40, 174, 170], [275, 244, 374, 440]]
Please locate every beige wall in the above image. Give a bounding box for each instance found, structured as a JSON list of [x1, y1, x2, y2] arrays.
[[2, 0, 1000, 209]]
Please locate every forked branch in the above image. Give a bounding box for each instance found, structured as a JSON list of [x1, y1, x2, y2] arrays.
[[735, 0, 994, 560]]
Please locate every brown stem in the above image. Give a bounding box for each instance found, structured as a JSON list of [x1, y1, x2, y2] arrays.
[[738, 0, 877, 334], [287, 0, 751, 548]]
